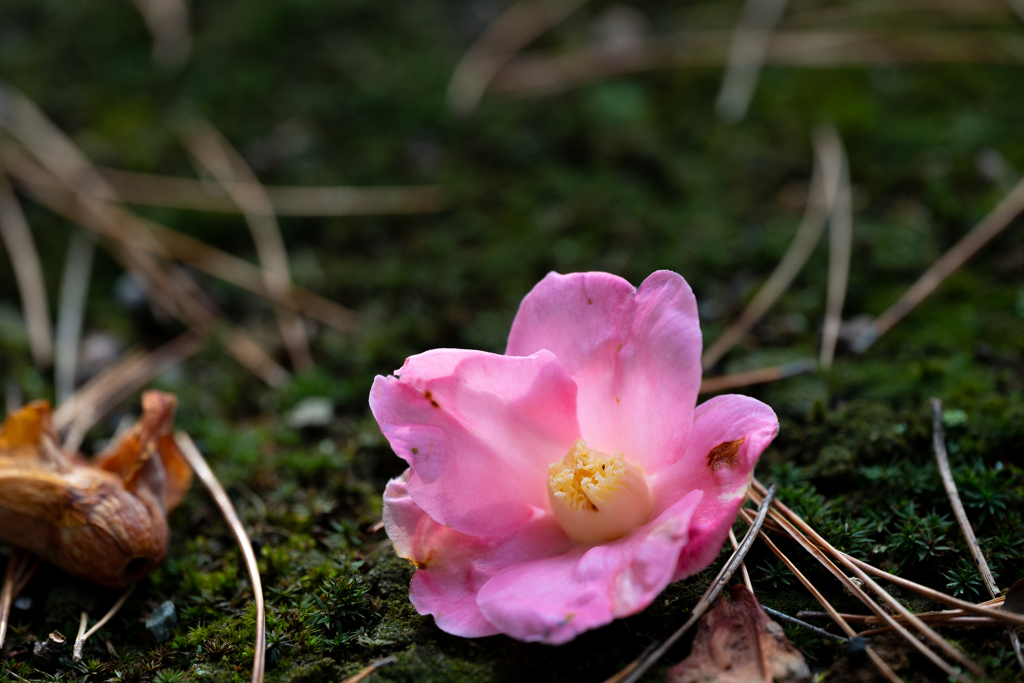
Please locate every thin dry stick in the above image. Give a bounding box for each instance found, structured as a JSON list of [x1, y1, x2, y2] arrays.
[[762, 606, 847, 642], [9, 161, 356, 332], [340, 656, 397, 683], [12, 557, 38, 597], [731, 533, 775, 683], [753, 529, 900, 682], [489, 30, 1024, 98], [182, 120, 313, 372], [839, 553, 1024, 628], [55, 332, 205, 446], [727, 527, 754, 591], [0, 172, 53, 367], [446, 0, 588, 115], [73, 585, 135, 663], [73, 612, 88, 662], [0, 86, 290, 387], [129, 0, 191, 67], [752, 502, 983, 681], [95, 167, 444, 216], [702, 128, 843, 370], [854, 174, 1024, 351], [819, 131, 853, 370], [613, 484, 778, 683], [715, 0, 790, 122], [1, 144, 290, 389], [54, 229, 95, 404], [748, 485, 982, 680], [0, 548, 19, 649], [699, 358, 817, 394], [176, 432, 265, 683], [931, 398, 1024, 672]]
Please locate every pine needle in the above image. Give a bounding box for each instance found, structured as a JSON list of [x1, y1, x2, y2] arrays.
[[854, 173, 1024, 351], [0, 172, 53, 368], [181, 119, 313, 373], [932, 398, 1024, 672], [699, 358, 817, 394], [94, 166, 443, 216], [702, 128, 843, 370], [608, 484, 778, 683], [72, 586, 135, 662], [446, 0, 587, 116], [175, 432, 265, 683]]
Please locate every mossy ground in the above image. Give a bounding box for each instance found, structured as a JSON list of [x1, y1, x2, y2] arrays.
[[1, 0, 1023, 680]]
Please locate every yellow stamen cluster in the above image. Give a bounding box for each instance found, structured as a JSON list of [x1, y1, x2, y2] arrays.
[[547, 439, 652, 545]]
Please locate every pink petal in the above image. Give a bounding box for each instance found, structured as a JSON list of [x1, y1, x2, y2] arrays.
[[476, 490, 703, 644], [648, 394, 778, 581], [384, 474, 572, 638], [371, 348, 580, 537], [506, 271, 701, 473]]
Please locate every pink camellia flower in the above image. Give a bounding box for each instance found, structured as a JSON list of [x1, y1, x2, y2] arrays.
[[370, 271, 778, 644]]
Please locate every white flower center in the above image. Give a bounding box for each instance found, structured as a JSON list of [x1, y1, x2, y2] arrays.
[[547, 439, 652, 544]]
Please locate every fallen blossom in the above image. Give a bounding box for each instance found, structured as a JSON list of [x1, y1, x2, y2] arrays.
[[0, 391, 191, 587], [371, 271, 778, 644]]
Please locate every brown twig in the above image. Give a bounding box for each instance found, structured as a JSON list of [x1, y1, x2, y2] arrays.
[[819, 128, 853, 370], [10, 163, 356, 332], [752, 526, 899, 682], [612, 485, 777, 683], [0, 84, 291, 388], [715, 0, 791, 122], [931, 398, 1024, 672], [446, 0, 588, 115], [854, 174, 1024, 351], [54, 229, 95, 404], [54, 332, 205, 449], [728, 527, 754, 592], [839, 554, 1024, 628], [749, 483, 982, 680], [12, 557, 38, 597], [699, 358, 817, 394], [72, 585, 135, 663], [0, 172, 53, 367], [181, 120, 313, 373], [340, 656, 397, 683], [0, 548, 19, 649], [488, 30, 1024, 98], [175, 432, 265, 683], [702, 128, 842, 370], [761, 606, 848, 642], [94, 166, 444, 216], [129, 0, 191, 67]]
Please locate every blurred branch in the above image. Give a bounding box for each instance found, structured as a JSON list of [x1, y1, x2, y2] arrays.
[[0, 172, 53, 367], [95, 166, 444, 215], [489, 30, 1024, 98], [853, 173, 1024, 351], [182, 119, 313, 372], [54, 229, 95, 404], [715, 0, 790, 122], [702, 127, 843, 371], [129, 0, 192, 68], [447, 0, 588, 116]]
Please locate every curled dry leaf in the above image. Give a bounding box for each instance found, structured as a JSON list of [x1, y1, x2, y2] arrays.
[[0, 390, 191, 587], [666, 584, 811, 683]]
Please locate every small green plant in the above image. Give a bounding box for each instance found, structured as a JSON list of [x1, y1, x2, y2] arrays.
[[755, 560, 793, 590], [944, 557, 990, 598]]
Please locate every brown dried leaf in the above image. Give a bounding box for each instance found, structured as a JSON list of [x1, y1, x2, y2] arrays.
[[0, 390, 190, 587], [1002, 578, 1024, 615], [666, 584, 811, 683]]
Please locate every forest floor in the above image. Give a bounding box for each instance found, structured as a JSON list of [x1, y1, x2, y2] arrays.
[[1, 0, 1023, 680]]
